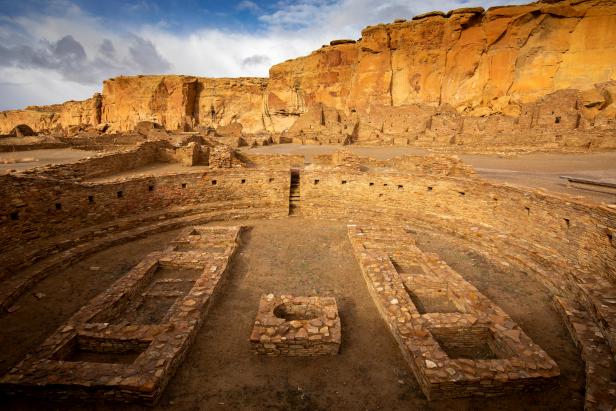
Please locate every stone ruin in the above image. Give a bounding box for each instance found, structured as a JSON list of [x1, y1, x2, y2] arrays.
[[250, 295, 341, 356], [0, 141, 613, 409], [0, 0, 615, 409], [1, 226, 242, 404]]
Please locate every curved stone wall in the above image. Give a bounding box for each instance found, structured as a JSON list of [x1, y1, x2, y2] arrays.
[[1, 151, 614, 407]]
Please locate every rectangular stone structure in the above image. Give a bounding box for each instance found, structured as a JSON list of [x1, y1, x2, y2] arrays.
[[347, 225, 559, 400], [250, 295, 341, 356], [0, 226, 243, 405]]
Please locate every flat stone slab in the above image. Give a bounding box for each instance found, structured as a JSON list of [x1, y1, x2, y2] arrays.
[[250, 294, 341, 356]]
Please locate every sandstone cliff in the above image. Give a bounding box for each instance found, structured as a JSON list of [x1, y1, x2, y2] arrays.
[[268, 0, 616, 117], [101, 76, 268, 133], [1, 0, 615, 151], [0, 95, 101, 135]]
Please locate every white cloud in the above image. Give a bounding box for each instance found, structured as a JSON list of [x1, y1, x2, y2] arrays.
[[0, 0, 529, 110], [237, 1, 262, 13]]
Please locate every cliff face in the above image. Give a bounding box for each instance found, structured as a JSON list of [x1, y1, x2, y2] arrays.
[[1, 0, 615, 150], [100, 76, 268, 133], [0, 95, 101, 135], [268, 0, 616, 117]]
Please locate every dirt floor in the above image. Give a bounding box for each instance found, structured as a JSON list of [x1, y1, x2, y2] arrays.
[[0, 218, 585, 410], [244, 144, 616, 204]]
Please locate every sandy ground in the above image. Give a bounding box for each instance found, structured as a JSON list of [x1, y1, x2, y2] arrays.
[[0, 148, 97, 172], [1, 218, 584, 410]]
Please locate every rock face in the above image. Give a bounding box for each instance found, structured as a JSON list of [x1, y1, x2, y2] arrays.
[[268, 0, 616, 116], [1, 0, 616, 150], [0, 95, 101, 135], [100, 75, 268, 134]]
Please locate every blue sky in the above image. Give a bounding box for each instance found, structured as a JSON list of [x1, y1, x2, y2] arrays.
[[0, 0, 528, 110]]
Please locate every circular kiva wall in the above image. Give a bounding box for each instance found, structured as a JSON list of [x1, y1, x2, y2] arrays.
[[0, 146, 614, 364]]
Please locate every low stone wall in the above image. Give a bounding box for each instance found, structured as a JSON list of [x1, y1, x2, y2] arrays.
[[30, 141, 166, 180], [0, 225, 242, 404], [0, 167, 289, 280], [236, 153, 305, 169], [250, 295, 341, 356]]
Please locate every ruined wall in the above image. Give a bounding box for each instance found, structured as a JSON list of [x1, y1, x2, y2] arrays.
[[33, 141, 164, 181], [300, 169, 615, 283], [0, 168, 290, 273]]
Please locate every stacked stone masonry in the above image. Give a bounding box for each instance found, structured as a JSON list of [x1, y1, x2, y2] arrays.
[[250, 295, 341, 356], [0, 225, 243, 404], [347, 225, 560, 399], [0, 147, 614, 407]]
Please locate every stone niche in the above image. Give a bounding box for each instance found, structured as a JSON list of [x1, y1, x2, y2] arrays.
[[250, 295, 341, 356]]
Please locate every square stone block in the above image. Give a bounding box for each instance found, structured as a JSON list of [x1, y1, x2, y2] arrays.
[[250, 294, 341, 356]]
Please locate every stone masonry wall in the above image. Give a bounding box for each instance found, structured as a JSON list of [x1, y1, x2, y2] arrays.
[[0, 168, 289, 274]]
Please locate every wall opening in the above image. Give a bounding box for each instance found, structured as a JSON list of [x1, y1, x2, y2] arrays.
[[211, 180, 217, 185], [564, 218, 570, 229], [88, 195, 94, 204], [369, 182, 374, 186], [314, 179, 319, 185], [525, 206, 530, 215], [181, 183, 187, 189], [117, 191, 123, 198], [555, 116, 561, 124], [241, 179, 246, 184], [55, 203, 62, 210], [398, 185, 404, 190], [427, 186, 433, 191], [459, 191, 465, 196], [342, 180, 347, 185], [10, 211, 19, 221], [269, 178, 274, 183], [148, 185, 155, 192]]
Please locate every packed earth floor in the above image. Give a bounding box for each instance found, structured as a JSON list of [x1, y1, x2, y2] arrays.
[[0, 218, 585, 410]]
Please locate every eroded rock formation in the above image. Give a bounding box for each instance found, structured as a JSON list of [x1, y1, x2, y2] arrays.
[[1, 0, 615, 150]]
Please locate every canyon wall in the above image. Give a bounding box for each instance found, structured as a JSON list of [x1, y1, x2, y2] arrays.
[[0, 95, 101, 135], [101, 76, 268, 133], [268, 0, 616, 115], [1, 0, 615, 150]]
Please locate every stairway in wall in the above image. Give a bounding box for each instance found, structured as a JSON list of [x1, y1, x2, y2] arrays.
[[289, 169, 300, 216]]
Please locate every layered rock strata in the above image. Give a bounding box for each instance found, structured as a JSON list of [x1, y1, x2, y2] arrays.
[[1, 0, 615, 150]]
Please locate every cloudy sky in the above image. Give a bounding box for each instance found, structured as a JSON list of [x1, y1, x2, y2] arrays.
[[0, 0, 527, 110]]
